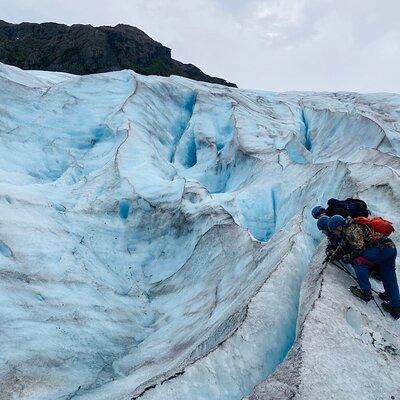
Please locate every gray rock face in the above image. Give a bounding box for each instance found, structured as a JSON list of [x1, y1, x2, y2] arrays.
[[0, 20, 236, 87]]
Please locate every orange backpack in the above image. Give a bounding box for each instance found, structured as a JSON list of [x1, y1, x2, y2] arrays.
[[353, 216, 395, 237]]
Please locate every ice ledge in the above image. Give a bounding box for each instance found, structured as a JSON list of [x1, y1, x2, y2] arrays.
[[248, 243, 400, 400]]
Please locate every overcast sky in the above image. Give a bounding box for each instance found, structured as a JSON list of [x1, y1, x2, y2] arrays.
[[2, 0, 400, 92]]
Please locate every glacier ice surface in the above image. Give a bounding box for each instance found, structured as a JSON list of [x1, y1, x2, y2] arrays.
[[0, 62, 400, 400]]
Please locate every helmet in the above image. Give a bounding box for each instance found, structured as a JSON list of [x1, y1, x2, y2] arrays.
[[311, 206, 325, 219], [317, 216, 330, 231], [328, 215, 346, 231]]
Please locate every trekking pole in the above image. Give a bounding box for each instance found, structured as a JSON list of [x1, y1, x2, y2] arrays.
[[329, 260, 385, 317], [372, 296, 385, 317], [331, 260, 357, 281], [336, 260, 381, 296]]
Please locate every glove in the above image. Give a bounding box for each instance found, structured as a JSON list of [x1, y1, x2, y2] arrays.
[[328, 252, 339, 262], [325, 247, 334, 257], [329, 244, 344, 263], [342, 254, 352, 264], [323, 253, 336, 264]]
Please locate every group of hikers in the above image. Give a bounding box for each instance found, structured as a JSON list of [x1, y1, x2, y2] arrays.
[[312, 198, 400, 320]]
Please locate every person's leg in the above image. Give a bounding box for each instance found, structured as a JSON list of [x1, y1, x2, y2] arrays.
[[353, 247, 382, 291], [360, 249, 382, 281], [353, 263, 372, 291], [369, 268, 382, 281], [378, 249, 400, 308], [362, 246, 400, 307]]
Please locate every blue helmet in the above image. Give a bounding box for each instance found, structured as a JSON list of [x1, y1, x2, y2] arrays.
[[328, 215, 346, 231], [311, 206, 325, 219], [317, 215, 330, 231]]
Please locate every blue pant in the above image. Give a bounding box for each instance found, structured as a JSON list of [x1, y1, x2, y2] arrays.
[[353, 246, 400, 307]]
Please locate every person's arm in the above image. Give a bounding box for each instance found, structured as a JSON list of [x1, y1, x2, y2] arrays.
[[329, 240, 346, 261]]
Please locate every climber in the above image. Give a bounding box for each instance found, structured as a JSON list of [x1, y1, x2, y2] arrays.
[[317, 216, 341, 259], [319, 215, 381, 280], [312, 205, 327, 219], [312, 204, 349, 219], [328, 215, 400, 319], [311, 198, 370, 220]]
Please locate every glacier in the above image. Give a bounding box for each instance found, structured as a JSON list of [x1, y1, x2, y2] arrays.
[[0, 61, 400, 400]]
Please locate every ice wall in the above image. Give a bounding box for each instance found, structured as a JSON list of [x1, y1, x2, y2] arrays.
[[0, 62, 399, 400]]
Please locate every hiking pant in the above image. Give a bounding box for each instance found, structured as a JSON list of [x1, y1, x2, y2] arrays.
[[353, 246, 400, 308]]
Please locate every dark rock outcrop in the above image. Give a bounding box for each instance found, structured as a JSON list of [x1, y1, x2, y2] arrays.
[[0, 20, 236, 87]]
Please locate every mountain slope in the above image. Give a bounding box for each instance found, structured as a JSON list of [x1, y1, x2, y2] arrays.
[[0, 62, 399, 400], [0, 20, 236, 87]]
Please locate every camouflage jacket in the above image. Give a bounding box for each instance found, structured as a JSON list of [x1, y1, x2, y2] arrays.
[[334, 219, 395, 261]]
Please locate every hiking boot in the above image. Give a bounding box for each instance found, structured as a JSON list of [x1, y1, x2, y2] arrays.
[[378, 292, 389, 302], [370, 270, 382, 282], [381, 302, 400, 320], [349, 286, 372, 302]]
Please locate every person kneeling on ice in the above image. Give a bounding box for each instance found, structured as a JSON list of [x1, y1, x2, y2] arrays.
[[316, 216, 341, 259], [328, 215, 400, 320]]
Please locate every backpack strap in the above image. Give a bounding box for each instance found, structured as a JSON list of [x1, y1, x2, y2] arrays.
[[364, 223, 378, 243], [353, 217, 378, 243]]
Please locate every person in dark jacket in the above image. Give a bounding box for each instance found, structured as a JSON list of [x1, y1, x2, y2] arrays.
[[317, 216, 341, 258], [328, 215, 400, 319], [312, 205, 350, 219]]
